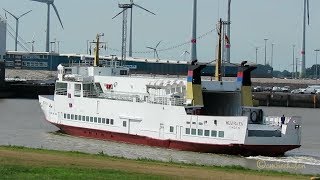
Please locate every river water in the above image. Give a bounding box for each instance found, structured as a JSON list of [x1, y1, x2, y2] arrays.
[[0, 99, 319, 175]]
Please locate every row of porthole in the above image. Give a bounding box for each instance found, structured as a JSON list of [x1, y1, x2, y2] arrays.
[[186, 128, 224, 138], [63, 113, 114, 125]]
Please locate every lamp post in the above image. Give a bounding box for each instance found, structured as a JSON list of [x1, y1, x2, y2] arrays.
[[292, 45, 295, 78], [296, 57, 299, 78], [315, 49, 320, 79], [255, 47, 259, 64], [271, 43, 275, 67], [264, 38, 268, 65]]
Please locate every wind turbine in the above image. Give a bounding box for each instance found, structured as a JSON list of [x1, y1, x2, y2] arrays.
[[3, 9, 32, 51], [128, 0, 155, 57], [180, 50, 190, 61], [113, 1, 155, 62], [146, 41, 162, 60], [30, 0, 64, 52], [27, 33, 36, 52]]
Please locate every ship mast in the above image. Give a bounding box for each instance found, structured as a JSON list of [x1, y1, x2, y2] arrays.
[[93, 33, 105, 67], [215, 19, 222, 81]]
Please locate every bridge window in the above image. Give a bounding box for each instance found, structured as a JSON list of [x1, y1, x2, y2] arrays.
[[75, 84, 81, 97], [102, 118, 105, 124], [191, 129, 196, 135], [90, 117, 93, 122], [106, 118, 109, 124], [185, 128, 190, 134], [123, 121, 127, 127], [169, 126, 174, 133], [98, 118, 101, 123], [204, 130, 210, 136], [218, 131, 224, 138], [110, 119, 114, 125], [67, 114, 70, 119], [198, 129, 203, 136], [94, 117, 97, 123], [211, 130, 217, 137], [55, 82, 67, 95]]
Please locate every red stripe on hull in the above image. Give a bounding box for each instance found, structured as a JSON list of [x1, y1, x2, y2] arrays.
[[54, 123, 300, 157]]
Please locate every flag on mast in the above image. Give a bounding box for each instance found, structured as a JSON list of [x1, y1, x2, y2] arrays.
[[225, 35, 230, 48]]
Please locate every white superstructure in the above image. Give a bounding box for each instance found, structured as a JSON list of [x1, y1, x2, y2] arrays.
[[39, 63, 302, 156]]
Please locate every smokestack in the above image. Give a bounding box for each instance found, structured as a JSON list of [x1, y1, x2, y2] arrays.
[[190, 0, 197, 62]]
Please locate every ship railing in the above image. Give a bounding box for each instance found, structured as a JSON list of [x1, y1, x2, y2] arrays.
[[146, 96, 185, 106], [55, 88, 67, 95], [99, 91, 144, 102], [264, 116, 291, 127], [83, 90, 98, 98], [98, 91, 185, 106]]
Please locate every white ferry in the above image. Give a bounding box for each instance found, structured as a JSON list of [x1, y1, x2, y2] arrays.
[[38, 59, 301, 157], [38, 0, 301, 156]]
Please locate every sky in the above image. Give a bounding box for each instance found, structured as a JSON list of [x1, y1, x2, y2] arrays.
[[1, 0, 320, 71]]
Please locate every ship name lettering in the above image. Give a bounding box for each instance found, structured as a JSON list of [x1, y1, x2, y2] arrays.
[[226, 121, 243, 127]]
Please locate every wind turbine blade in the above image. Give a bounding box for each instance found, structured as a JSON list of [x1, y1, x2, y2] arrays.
[[30, 0, 48, 3], [112, 9, 126, 19], [52, 3, 64, 29], [32, 32, 35, 41], [133, 4, 156, 15], [146, 47, 155, 50], [18, 10, 32, 19], [155, 51, 159, 59], [3, 9, 17, 19], [130, 0, 133, 3], [156, 40, 162, 48]]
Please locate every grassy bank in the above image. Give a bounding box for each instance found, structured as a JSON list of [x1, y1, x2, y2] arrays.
[[0, 146, 315, 179]]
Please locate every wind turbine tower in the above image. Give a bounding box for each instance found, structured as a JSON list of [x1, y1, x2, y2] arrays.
[[112, 4, 130, 62], [300, 0, 310, 78], [30, 0, 64, 52], [113, 1, 155, 61], [190, 0, 197, 62], [128, 0, 155, 57], [3, 9, 32, 51]]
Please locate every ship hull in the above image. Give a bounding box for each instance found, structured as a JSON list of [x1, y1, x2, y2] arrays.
[[53, 122, 300, 157]]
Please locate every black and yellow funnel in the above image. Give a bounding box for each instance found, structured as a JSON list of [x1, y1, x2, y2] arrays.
[[186, 64, 206, 107], [237, 62, 257, 106]]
